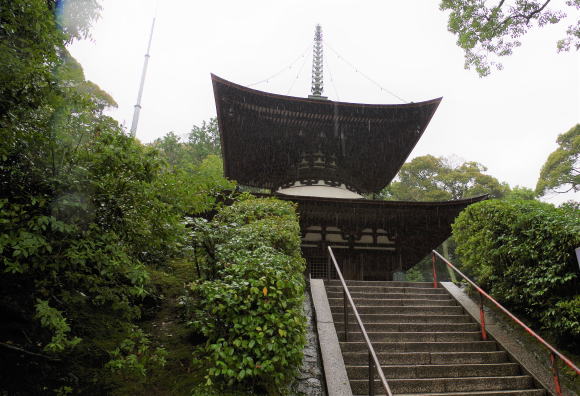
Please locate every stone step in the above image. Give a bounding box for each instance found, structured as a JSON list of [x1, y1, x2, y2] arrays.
[[349, 375, 534, 394], [342, 351, 509, 365], [325, 285, 448, 295], [326, 280, 435, 288], [346, 362, 521, 379], [342, 322, 480, 333], [331, 305, 464, 315], [338, 331, 481, 343], [333, 313, 472, 323], [340, 341, 498, 353], [326, 291, 453, 300], [323, 280, 546, 396], [355, 389, 546, 396], [328, 297, 457, 307]]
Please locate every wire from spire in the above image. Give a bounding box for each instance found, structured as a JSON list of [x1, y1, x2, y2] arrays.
[[325, 52, 340, 101], [287, 49, 310, 95], [325, 41, 408, 103], [247, 45, 310, 88]]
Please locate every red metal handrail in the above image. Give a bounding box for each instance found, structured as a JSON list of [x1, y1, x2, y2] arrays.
[[432, 250, 580, 396]]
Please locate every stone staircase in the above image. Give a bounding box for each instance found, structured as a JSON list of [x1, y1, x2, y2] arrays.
[[325, 280, 547, 396]]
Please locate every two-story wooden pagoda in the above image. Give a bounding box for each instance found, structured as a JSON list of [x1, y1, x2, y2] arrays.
[[211, 27, 484, 280]]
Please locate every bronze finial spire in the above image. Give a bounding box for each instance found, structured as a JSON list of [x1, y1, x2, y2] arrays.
[[310, 25, 325, 98]]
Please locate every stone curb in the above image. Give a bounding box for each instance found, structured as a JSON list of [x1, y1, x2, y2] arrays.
[[311, 279, 352, 396]]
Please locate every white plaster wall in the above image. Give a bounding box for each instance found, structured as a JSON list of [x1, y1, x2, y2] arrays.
[[277, 185, 363, 199]]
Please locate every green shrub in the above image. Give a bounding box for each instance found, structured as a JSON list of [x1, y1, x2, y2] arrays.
[[452, 199, 580, 348], [189, 197, 306, 394]]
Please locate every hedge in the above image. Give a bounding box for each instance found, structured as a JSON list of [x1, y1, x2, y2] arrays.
[[452, 199, 580, 349], [189, 196, 306, 394]]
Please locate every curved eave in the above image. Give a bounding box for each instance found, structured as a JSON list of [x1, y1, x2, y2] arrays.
[[269, 193, 488, 208], [212, 74, 442, 193], [212, 73, 442, 109], [268, 193, 488, 269]]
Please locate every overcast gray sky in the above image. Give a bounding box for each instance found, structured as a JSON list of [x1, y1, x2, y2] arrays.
[[68, 0, 579, 203]]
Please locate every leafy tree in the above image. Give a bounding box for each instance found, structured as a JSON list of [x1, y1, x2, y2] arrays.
[[536, 124, 580, 195], [453, 199, 580, 349], [379, 155, 509, 201], [187, 117, 221, 163], [150, 126, 235, 216], [155, 154, 236, 217], [0, 1, 201, 392], [151, 118, 222, 167], [50, 0, 102, 42], [151, 131, 189, 168], [0, 0, 101, 153], [440, 0, 579, 76], [383, 154, 512, 282], [0, 70, 181, 395], [504, 185, 537, 200]]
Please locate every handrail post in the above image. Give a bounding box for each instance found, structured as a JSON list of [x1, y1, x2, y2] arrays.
[[479, 292, 488, 341], [326, 255, 331, 282], [550, 352, 563, 396], [344, 289, 348, 342], [369, 350, 374, 396], [432, 251, 438, 288]]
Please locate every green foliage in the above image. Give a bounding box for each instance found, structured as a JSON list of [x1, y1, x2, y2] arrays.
[[1, 0, 60, 129], [536, 124, 580, 196], [188, 118, 222, 163], [35, 299, 82, 353], [405, 266, 425, 282], [150, 118, 222, 168], [0, 1, 236, 392], [379, 155, 509, 201], [105, 326, 167, 381], [452, 199, 580, 348], [188, 198, 306, 394], [440, 0, 579, 76], [150, 126, 235, 217], [155, 154, 235, 217], [0, 0, 101, 160], [191, 384, 255, 396], [51, 0, 102, 43], [503, 185, 537, 201], [0, 116, 185, 392]]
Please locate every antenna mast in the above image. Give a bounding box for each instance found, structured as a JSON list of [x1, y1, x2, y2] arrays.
[[309, 25, 327, 100], [130, 17, 156, 137]]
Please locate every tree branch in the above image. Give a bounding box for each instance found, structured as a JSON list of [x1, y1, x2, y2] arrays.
[[0, 341, 61, 361], [485, 0, 505, 21], [512, 0, 552, 23], [554, 185, 574, 193]]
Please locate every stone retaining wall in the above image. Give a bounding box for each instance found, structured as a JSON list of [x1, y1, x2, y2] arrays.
[[292, 289, 325, 396]]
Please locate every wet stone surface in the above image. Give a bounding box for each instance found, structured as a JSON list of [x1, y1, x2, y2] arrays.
[[292, 290, 324, 396]]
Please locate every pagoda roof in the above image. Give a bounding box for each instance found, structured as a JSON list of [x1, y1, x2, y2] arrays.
[[262, 193, 487, 269], [212, 74, 442, 194]]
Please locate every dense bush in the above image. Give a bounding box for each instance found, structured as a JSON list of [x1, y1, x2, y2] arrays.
[[189, 197, 306, 394], [452, 199, 580, 348], [0, 1, 236, 392]]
